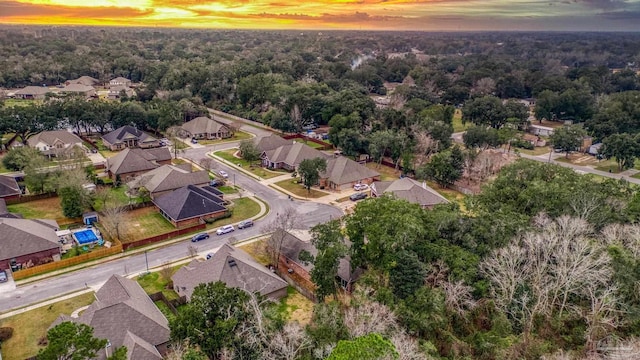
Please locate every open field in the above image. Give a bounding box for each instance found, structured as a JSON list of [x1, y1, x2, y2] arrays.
[[119, 207, 175, 243], [274, 178, 329, 198], [213, 150, 284, 179], [0, 292, 95, 360], [7, 197, 65, 220]]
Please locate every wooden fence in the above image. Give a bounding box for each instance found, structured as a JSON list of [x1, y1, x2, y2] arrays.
[[5, 192, 57, 205], [122, 223, 206, 250], [12, 243, 124, 281], [282, 134, 333, 151]]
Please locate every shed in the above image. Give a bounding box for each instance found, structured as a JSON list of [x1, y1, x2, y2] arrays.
[[83, 212, 99, 225]]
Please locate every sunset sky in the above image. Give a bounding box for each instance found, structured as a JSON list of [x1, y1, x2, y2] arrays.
[[1, 0, 639, 31]]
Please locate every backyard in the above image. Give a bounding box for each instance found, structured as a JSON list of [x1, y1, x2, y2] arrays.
[[118, 206, 175, 243], [136, 267, 181, 301], [213, 150, 284, 179], [293, 138, 325, 149], [7, 196, 66, 221], [0, 292, 95, 360], [273, 178, 329, 199]]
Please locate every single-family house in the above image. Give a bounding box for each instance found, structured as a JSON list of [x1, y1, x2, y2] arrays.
[[522, 134, 547, 148], [106, 147, 172, 182], [180, 117, 231, 140], [102, 125, 160, 151], [371, 178, 449, 209], [529, 124, 555, 137], [153, 185, 227, 228], [0, 175, 21, 200], [13, 86, 51, 100], [127, 164, 210, 199], [27, 130, 88, 158], [320, 156, 380, 191], [277, 230, 362, 292], [109, 77, 132, 88], [107, 85, 135, 100], [262, 142, 329, 171], [172, 243, 288, 301], [59, 84, 96, 98], [65, 76, 100, 87], [0, 218, 60, 271], [254, 134, 291, 153], [50, 275, 170, 360]]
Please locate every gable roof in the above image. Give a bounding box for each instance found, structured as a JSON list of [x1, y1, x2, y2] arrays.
[[27, 130, 84, 147], [102, 126, 157, 146], [278, 230, 359, 282], [122, 331, 162, 360], [264, 142, 328, 168], [75, 275, 169, 360], [153, 185, 226, 222], [0, 218, 60, 261], [67, 76, 99, 86], [106, 148, 171, 175], [14, 86, 50, 96], [372, 178, 448, 207], [127, 165, 209, 194], [0, 175, 21, 198], [172, 243, 287, 301], [254, 134, 291, 153], [61, 84, 95, 93], [322, 156, 380, 186], [181, 117, 229, 135]]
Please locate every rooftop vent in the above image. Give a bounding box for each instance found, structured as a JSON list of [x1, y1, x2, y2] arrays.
[[228, 259, 237, 267]]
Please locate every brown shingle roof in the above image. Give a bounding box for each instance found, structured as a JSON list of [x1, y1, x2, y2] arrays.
[[172, 243, 288, 301], [14, 86, 51, 96], [263, 142, 328, 168], [0, 175, 21, 198], [372, 178, 448, 208], [106, 148, 170, 175], [322, 156, 380, 186], [254, 134, 291, 153], [0, 218, 60, 262], [101, 126, 157, 146], [127, 165, 209, 194], [181, 117, 229, 136], [27, 130, 84, 148]]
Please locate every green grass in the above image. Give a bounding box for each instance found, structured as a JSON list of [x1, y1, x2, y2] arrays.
[[3, 99, 39, 108], [120, 207, 175, 243], [136, 270, 180, 301], [93, 138, 119, 158], [294, 138, 325, 149], [276, 287, 314, 324], [0, 292, 95, 360], [154, 300, 175, 320], [273, 178, 329, 198], [207, 197, 262, 228], [452, 109, 471, 132], [218, 185, 239, 194], [92, 186, 139, 211], [197, 130, 253, 145], [7, 197, 65, 220], [516, 146, 551, 156], [213, 150, 283, 179], [594, 164, 622, 173]]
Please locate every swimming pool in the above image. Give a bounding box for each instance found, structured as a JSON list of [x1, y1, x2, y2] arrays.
[[73, 229, 99, 245]]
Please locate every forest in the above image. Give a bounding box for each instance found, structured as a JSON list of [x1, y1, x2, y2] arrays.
[[3, 27, 640, 359]]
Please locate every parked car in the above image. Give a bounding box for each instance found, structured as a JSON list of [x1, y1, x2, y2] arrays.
[[206, 253, 214, 260], [191, 232, 210, 242], [0, 270, 8, 283], [353, 183, 369, 191], [349, 192, 368, 201], [191, 138, 198, 144], [219, 170, 229, 178], [238, 219, 254, 229], [210, 179, 224, 187], [216, 224, 235, 235]]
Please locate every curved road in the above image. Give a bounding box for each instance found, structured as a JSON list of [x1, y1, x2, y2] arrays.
[[0, 125, 342, 314]]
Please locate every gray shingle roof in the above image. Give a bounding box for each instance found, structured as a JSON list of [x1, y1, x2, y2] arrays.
[[60, 84, 95, 93], [101, 126, 157, 146], [127, 165, 209, 194], [181, 117, 229, 136], [0, 175, 21, 198], [75, 275, 169, 360], [14, 86, 51, 96], [254, 134, 292, 153], [0, 218, 60, 262], [67, 76, 99, 86], [27, 130, 84, 148], [172, 243, 288, 301], [152, 185, 226, 222], [106, 148, 171, 175], [264, 142, 328, 168], [122, 331, 162, 360], [321, 156, 380, 186], [372, 178, 448, 207]]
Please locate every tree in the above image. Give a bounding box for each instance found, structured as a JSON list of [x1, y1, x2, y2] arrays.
[[264, 207, 303, 269], [462, 126, 501, 150], [368, 130, 396, 166], [2, 146, 43, 171], [327, 333, 398, 360], [600, 133, 640, 171], [297, 157, 327, 194], [416, 146, 464, 188], [390, 250, 425, 299], [59, 186, 85, 218], [461, 96, 507, 128], [37, 322, 107, 360], [549, 125, 587, 158], [239, 139, 261, 165], [307, 220, 348, 301], [101, 203, 126, 241]]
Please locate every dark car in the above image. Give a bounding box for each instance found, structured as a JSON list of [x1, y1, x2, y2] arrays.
[[191, 233, 210, 242], [0, 270, 7, 283], [349, 192, 368, 201], [206, 253, 214, 260], [238, 219, 254, 229], [209, 179, 223, 187]]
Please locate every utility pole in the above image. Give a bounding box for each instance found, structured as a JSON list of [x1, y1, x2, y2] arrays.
[[144, 250, 149, 274]]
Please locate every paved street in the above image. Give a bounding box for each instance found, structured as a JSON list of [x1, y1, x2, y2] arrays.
[[0, 119, 342, 315]]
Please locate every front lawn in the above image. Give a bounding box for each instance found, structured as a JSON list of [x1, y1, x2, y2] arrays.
[[218, 185, 239, 194], [516, 146, 551, 156], [136, 270, 180, 301], [197, 130, 253, 145], [213, 150, 283, 179], [273, 178, 329, 198], [238, 239, 270, 265], [93, 138, 119, 158], [0, 292, 95, 360], [208, 197, 262, 228], [7, 197, 65, 220]]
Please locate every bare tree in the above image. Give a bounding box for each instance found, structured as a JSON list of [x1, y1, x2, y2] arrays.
[[100, 204, 126, 242], [580, 284, 621, 353], [159, 261, 173, 282], [187, 245, 198, 258], [199, 157, 215, 172], [265, 322, 311, 360], [227, 121, 242, 136], [391, 331, 432, 360], [442, 280, 477, 316], [263, 207, 303, 269], [344, 301, 399, 338]]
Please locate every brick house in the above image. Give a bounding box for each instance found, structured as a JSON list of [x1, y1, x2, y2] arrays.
[[180, 117, 231, 140], [105, 147, 172, 182], [126, 164, 210, 199], [0, 218, 61, 271], [102, 125, 160, 151], [320, 156, 380, 191]]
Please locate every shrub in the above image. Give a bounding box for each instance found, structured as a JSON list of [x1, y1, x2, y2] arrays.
[[0, 327, 14, 341], [512, 139, 535, 150]]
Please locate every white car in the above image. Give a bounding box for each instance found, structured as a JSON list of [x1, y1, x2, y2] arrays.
[[216, 224, 235, 235], [353, 183, 369, 191], [219, 170, 229, 178]]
